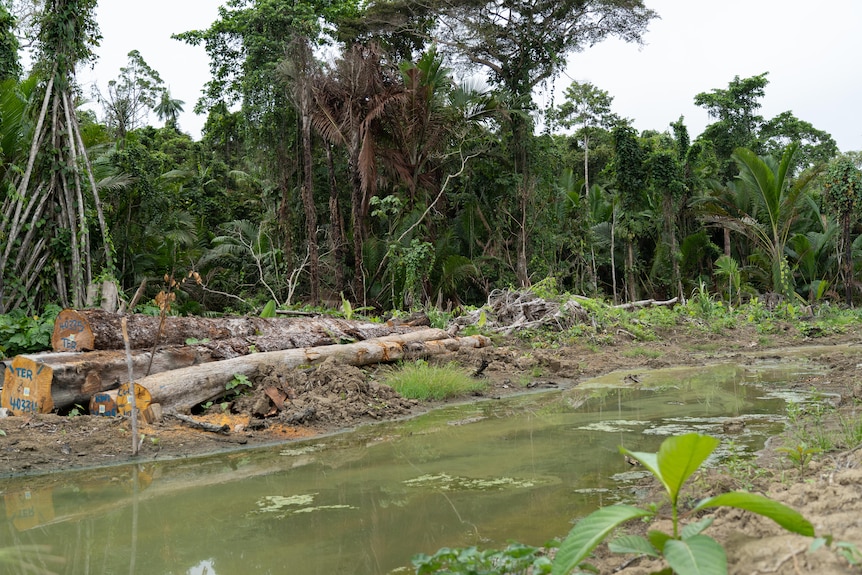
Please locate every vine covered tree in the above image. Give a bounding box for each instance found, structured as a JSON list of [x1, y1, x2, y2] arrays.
[[823, 155, 862, 305], [0, 0, 111, 311], [612, 124, 647, 303], [0, 3, 21, 80]]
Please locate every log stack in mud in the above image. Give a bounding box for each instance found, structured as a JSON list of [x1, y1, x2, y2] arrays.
[[2, 310, 492, 417]]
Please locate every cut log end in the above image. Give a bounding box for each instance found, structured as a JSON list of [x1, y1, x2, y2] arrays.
[[52, 309, 96, 352]]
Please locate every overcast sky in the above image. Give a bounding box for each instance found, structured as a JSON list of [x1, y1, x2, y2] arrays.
[[80, 0, 862, 152]]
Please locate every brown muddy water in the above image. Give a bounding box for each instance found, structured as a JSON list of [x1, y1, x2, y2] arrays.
[[0, 361, 827, 575]]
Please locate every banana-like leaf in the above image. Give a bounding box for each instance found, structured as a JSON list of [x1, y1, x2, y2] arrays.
[[551, 505, 652, 575], [694, 491, 814, 537], [664, 535, 727, 575]]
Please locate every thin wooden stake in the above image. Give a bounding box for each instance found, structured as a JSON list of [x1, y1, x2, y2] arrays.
[[121, 317, 139, 456]]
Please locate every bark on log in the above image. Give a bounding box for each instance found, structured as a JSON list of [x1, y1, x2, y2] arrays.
[[4, 323, 444, 414], [134, 329, 492, 413], [52, 308, 411, 352]]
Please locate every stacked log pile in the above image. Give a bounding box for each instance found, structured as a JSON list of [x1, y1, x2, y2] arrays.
[[1, 310, 491, 417]]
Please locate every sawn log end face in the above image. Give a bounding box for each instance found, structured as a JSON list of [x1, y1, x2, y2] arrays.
[[52, 309, 96, 352]]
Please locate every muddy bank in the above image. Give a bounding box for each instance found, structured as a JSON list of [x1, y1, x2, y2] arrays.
[[0, 326, 859, 477]]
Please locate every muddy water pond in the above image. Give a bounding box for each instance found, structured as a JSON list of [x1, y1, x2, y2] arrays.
[[0, 361, 826, 574]]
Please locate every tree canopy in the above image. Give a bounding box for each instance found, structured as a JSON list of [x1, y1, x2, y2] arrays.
[[2, 0, 859, 316]]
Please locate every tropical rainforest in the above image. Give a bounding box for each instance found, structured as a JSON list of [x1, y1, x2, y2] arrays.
[[1, 0, 861, 322]]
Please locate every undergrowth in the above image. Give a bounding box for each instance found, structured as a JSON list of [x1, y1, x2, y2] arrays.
[[0, 304, 62, 358]]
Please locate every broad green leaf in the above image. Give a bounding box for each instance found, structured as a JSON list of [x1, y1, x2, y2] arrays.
[[260, 300, 277, 318], [648, 529, 673, 552], [619, 447, 661, 482], [694, 491, 814, 536], [664, 535, 727, 575], [608, 535, 660, 558], [681, 517, 714, 539], [656, 434, 719, 502], [551, 505, 652, 575]]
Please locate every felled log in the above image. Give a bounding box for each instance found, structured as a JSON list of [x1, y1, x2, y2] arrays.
[[133, 329, 492, 413], [1, 348, 207, 415], [2, 322, 438, 415], [51, 308, 410, 352], [613, 297, 679, 311]]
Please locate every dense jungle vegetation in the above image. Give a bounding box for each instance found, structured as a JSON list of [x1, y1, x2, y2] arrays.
[[1, 0, 861, 328]]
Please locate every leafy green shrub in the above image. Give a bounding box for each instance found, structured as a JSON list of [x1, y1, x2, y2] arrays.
[[0, 304, 62, 358], [385, 360, 486, 400], [550, 433, 814, 575]]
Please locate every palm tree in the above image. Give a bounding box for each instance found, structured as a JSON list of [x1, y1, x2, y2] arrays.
[[312, 43, 403, 302], [701, 143, 818, 298], [154, 89, 185, 129]]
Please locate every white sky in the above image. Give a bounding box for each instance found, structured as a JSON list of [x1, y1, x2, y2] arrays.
[[81, 0, 862, 152]]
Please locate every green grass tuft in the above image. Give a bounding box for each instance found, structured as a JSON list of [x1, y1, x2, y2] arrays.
[[385, 360, 487, 400], [621, 346, 662, 359]]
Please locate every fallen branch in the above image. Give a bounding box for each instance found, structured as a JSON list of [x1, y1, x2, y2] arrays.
[[166, 412, 230, 434]]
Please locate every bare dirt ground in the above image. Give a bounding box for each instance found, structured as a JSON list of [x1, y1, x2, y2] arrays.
[[2, 323, 862, 574]]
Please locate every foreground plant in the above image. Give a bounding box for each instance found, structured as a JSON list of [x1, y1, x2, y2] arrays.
[[551, 433, 814, 575]]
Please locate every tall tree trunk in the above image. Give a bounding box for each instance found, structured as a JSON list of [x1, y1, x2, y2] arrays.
[[326, 143, 345, 295], [625, 235, 637, 303], [516, 177, 530, 288], [583, 133, 590, 195], [663, 193, 683, 301], [348, 146, 366, 302], [610, 206, 618, 304], [512, 114, 531, 288], [300, 96, 319, 306], [276, 142, 294, 276]]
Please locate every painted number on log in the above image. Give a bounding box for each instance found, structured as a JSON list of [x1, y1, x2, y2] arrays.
[[90, 393, 118, 417], [1, 357, 53, 414], [116, 383, 151, 415], [57, 318, 84, 350]]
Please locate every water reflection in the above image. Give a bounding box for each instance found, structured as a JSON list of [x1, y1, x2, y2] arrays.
[[0, 361, 824, 574]]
